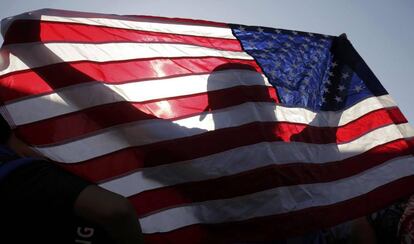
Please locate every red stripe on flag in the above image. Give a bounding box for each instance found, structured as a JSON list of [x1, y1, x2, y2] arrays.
[[0, 58, 259, 102], [3, 20, 240, 49], [59, 107, 407, 182], [129, 138, 413, 216], [143, 175, 414, 243]]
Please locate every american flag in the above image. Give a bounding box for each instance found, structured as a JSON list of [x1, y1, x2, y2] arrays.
[[1, 8, 414, 243]]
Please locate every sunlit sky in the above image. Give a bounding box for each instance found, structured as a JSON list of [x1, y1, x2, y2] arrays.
[[1, 0, 413, 124]]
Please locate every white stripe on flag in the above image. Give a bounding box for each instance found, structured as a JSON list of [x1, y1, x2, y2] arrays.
[[0, 42, 252, 76], [40, 15, 236, 39], [1, 9, 236, 40]]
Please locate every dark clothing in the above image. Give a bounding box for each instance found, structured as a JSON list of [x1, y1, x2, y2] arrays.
[[0, 157, 91, 243], [0, 114, 28, 181], [0, 115, 110, 243], [0, 112, 11, 144], [0, 145, 33, 181]]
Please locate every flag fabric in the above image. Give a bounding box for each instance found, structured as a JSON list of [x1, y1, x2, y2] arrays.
[[1, 8, 414, 243]]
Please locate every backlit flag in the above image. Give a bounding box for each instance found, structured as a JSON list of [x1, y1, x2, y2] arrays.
[[1, 8, 414, 243]]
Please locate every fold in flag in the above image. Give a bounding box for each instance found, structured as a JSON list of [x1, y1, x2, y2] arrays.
[[1, 8, 414, 243]]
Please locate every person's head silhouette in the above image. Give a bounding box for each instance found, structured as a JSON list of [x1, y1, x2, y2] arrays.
[[202, 63, 277, 128]]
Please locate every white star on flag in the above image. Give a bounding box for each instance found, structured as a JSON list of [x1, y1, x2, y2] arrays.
[[275, 61, 282, 67], [338, 85, 346, 92], [335, 96, 343, 102], [342, 72, 350, 79], [354, 85, 364, 93], [324, 79, 332, 85]]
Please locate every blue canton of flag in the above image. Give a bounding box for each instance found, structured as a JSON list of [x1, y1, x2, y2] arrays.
[[230, 24, 388, 111]]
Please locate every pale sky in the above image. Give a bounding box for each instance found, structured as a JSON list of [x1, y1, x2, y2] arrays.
[[1, 0, 413, 124]]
